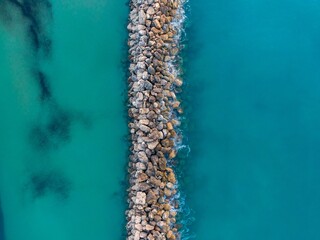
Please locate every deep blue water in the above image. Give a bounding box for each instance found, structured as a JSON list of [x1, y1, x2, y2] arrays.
[[183, 0, 320, 239]]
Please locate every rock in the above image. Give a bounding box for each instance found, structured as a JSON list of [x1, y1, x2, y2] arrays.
[[163, 204, 171, 211], [158, 158, 167, 170], [139, 119, 150, 125], [139, 108, 150, 115], [166, 122, 173, 130], [140, 124, 151, 133], [138, 151, 148, 162], [135, 224, 143, 231], [153, 19, 162, 29], [172, 101, 180, 109], [137, 182, 151, 191], [148, 65, 156, 75], [154, 51, 163, 60], [147, 141, 159, 150], [135, 192, 146, 205], [136, 162, 147, 170], [162, 211, 169, 220], [147, 234, 155, 240], [164, 188, 172, 197], [146, 190, 158, 204], [167, 182, 174, 189], [157, 221, 167, 230], [132, 81, 144, 92], [174, 78, 183, 87], [137, 172, 149, 182], [170, 47, 179, 55], [167, 172, 176, 184], [144, 80, 153, 90], [145, 224, 154, 231], [134, 231, 140, 240], [150, 176, 162, 187], [167, 230, 175, 239], [169, 150, 176, 159], [139, 9, 146, 24], [147, 7, 155, 15]]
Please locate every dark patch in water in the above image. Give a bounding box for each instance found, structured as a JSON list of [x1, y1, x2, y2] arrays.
[[29, 125, 51, 150], [28, 171, 71, 200], [37, 71, 52, 101], [47, 110, 72, 141], [0, 200, 4, 240], [2, 0, 52, 55], [29, 109, 73, 151]]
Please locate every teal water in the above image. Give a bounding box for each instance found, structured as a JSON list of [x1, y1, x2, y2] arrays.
[[0, 1, 128, 240], [184, 0, 320, 239]]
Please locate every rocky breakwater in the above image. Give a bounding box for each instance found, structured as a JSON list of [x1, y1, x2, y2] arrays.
[[126, 0, 184, 239]]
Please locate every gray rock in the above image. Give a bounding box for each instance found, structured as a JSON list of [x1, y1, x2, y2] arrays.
[[138, 10, 146, 24], [148, 65, 156, 75]]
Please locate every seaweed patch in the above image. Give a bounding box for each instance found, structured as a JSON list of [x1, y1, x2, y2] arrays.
[[37, 71, 52, 101], [3, 0, 53, 54], [29, 109, 73, 151], [27, 171, 71, 200]]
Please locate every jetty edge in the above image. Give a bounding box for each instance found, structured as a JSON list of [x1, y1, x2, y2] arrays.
[[126, 0, 185, 239]]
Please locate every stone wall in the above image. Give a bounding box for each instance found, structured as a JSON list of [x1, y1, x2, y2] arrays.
[[126, 0, 184, 239]]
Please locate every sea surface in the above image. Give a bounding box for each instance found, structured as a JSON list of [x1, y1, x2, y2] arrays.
[[1, 0, 320, 240], [183, 0, 320, 239], [0, 1, 128, 240]]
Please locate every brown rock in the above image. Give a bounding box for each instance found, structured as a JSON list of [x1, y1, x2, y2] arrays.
[[166, 122, 173, 130], [167, 172, 176, 184], [137, 172, 149, 182], [158, 158, 167, 170], [169, 150, 176, 159], [137, 182, 151, 191], [138, 151, 148, 162], [146, 190, 158, 204], [153, 19, 162, 29]]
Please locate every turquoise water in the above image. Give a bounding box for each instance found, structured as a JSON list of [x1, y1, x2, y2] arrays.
[[184, 0, 320, 239], [0, 1, 128, 240]]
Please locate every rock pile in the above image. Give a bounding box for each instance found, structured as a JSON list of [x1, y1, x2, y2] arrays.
[[126, 0, 184, 239]]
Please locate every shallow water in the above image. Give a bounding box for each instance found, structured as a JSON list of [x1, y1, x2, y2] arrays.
[[184, 0, 320, 239], [0, 1, 128, 240]]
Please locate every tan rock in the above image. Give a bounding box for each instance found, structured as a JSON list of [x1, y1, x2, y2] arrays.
[[166, 122, 173, 130], [167, 172, 176, 184], [153, 19, 162, 29], [135, 192, 146, 205], [147, 141, 159, 150], [145, 224, 154, 231], [147, 7, 155, 15], [169, 150, 176, 159]]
